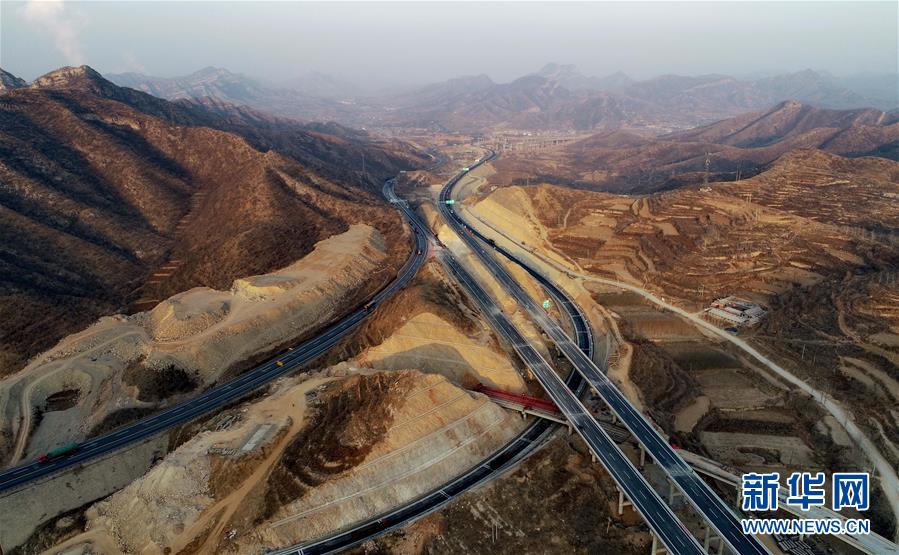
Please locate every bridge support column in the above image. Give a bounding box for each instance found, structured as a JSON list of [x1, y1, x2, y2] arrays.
[[617, 489, 633, 516], [668, 481, 684, 505], [520, 410, 526, 420], [703, 526, 725, 554], [639, 444, 647, 468], [650, 533, 668, 555], [568, 423, 574, 436]]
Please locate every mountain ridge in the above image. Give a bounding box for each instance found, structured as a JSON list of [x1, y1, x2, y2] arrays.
[[0, 65, 424, 378]]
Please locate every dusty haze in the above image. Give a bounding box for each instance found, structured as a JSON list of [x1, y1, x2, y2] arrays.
[[3, 1, 897, 89]]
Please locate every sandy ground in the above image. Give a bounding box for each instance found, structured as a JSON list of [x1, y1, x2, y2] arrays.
[[464, 173, 899, 533], [51, 374, 328, 554], [48, 370, 523, 555], [0, 225, 388, 465], [23, 252, 531, 554], [359, 311, 526, 392]]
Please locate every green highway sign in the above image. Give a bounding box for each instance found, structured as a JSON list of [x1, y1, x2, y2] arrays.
[[542, 299, 552, 310], [445, 199, 455, 205]]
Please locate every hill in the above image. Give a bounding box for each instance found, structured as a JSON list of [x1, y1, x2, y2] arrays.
[[106, 66, 363, 123], [370, 66, 895, 132], [0, 69, 26, 91], [490, 101, 899, 193], [105, 64, 896, 133], [0, 65, 421, 378]]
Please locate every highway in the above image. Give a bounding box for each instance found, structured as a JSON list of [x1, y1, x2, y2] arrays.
[[441, 151, 770, 555], [383, 174, 702, 554], [278, 173, 705, 554], [268, 178, 593, 555], [438, 247, 704, 555], [0, 195, 431, 494]]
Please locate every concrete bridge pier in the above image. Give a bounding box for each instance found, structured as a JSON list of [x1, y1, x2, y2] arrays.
[[668, 481, 685, 505], [617, 488, 633, 516], [703, 526, 725, 554], [650, 533, 669, 555]]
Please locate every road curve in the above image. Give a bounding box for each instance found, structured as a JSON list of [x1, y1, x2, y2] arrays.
[[267, 177, 595, 555], [0, 197, 430, 494], [441, 151, 769, 555], [435, 157, 704, 554], [464, 181, 899, 535]]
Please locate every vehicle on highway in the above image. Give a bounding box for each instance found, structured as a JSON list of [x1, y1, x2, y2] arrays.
[[37, 442, 80, 463]]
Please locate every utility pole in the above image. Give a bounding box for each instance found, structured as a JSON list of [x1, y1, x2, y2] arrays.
[[703, 151, 711, 189]]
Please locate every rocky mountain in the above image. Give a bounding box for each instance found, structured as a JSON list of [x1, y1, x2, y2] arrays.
[[105, 63, 895, 133], [109, 66, 265, 101], [106, 67, 359, 122], [493, 100, 898, 193], [533, 63, 635, 91], [0, 65, 424, 377], [0, 69, 26, 91], [669, 100, 899, 150], [372, 65, 896, 132]]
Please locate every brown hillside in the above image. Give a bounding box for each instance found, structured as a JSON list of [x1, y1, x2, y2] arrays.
[[490, 101, 898, 193], [0, 66, 410, 377]]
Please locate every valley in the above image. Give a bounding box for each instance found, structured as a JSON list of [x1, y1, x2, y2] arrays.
[[1, 8, 897, 551]]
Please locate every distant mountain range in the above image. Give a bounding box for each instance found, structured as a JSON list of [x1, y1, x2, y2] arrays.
[[374, 65, 897, 132], [83, 63, 897, 132], [0, 69, 27, 91], [106, 67, 368, 122], [7, 63, 895, 151], [496, 99, 898, 193]]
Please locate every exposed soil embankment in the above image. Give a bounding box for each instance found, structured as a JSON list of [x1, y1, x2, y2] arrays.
[[13, 250, 531, 553], [53, 370, 519, 554], [464, 154, 899, 538], [0, 225, 389, 466], [322, 261, 527, 393], [0, 66, 416, 381], [355, 437, 647, 555]]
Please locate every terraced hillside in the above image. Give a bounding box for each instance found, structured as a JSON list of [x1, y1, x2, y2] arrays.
[[463, 149, 899, 537], [488, 101, 899, 193]]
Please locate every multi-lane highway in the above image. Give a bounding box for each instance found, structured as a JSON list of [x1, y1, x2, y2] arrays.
[[441, 151, 770, 555], [0, 197, 431, 494], [268, 178, 594, 555], [436, 245, 704, 555], [382, 170, 702, 554]]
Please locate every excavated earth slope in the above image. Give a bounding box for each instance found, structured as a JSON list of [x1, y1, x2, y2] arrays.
[[0, 225, 389, 466], [0, 65, 411, 380], [46, 370, 519, 554]]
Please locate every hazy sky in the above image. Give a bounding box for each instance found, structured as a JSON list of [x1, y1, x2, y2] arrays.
[[3, 1, 897, 87]]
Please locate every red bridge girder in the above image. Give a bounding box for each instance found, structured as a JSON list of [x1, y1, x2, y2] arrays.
[[473, 384, 561, 414]]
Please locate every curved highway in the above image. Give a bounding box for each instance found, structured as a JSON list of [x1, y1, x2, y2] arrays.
[[441, 151, 769, 555], [0, 197, 430, 494], [270, 175, 596, 555]]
